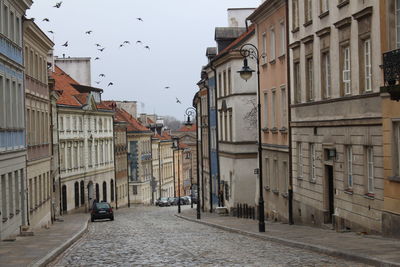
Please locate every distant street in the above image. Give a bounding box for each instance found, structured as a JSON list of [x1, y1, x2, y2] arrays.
[[52, 206, 369, 267]]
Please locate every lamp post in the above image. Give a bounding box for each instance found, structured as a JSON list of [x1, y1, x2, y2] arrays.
[[172, 136, 181, 214], [185, 107, 200, 219], [238, 43, 265, 232]]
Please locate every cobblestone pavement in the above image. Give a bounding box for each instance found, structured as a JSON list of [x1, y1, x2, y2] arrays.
[[53, 206, 370, 267]]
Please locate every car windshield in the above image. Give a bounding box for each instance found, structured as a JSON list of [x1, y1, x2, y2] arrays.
[[95, 203, 110, 209], [160, 197, 169, 201]]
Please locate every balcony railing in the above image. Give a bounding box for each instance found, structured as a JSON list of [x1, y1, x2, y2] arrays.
[[382, 48, 400, 101]]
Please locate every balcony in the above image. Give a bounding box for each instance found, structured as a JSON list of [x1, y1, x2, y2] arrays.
[[381, 49, 400, 101]]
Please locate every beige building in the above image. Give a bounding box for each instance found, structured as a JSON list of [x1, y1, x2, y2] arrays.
[[23, 19, 54, 229], [52, 66, 115, 213], [289, 0, 383, 233], [380, 0, 400, 238], [0, 0, 32, 240]]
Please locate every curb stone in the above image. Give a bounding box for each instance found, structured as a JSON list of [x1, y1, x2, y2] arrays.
[[175, 214, 400, 267], [29, 218, 90, 267]]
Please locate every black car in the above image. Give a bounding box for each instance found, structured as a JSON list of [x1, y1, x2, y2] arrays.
[[168, 197, 176, 205], [91, 202, 114, 222]]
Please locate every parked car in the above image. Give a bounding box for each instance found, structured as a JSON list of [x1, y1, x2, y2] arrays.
[[182, 196, 191, 205], [91, 201, 114, 222], [158, 197, 171, 207], [173, 197, 186, 205], [168, 197, 176, 206]]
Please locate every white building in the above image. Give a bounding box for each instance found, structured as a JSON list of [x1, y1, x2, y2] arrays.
[[0, 0, 33, 241], [52, 66, 115, 213]]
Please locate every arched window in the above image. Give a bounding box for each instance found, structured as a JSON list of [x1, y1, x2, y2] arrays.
[[74, 182, 79, 207], [80, 181, 85, 205], [95, 183, 99, 201], [102, 181, 107, 202], [111, 179, 114, 202]]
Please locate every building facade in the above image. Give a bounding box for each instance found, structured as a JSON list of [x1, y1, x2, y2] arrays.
[[289, 0, 383, 233], [249, 0, 289, 222], [52, 66, 115, 213], [23, 19, 54, 229], [0, 0, 33, 240]]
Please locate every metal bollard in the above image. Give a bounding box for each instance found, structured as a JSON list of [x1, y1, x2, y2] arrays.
[[237, 203, 240, 218]]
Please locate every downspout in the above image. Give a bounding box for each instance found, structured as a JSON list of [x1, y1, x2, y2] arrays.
[[113, 117, 118, 209], [210, 64, 221, 207], [126, 131, 130, 208], [286, 0, 294, 225], [205, 81, 213, 213]]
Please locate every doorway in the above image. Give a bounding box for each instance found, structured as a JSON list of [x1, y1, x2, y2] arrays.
[[87, 182, 94, 209], [325, 165, 334, 223], [62, 185, 67, 212]]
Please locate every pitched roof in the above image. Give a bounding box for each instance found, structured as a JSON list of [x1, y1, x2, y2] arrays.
[[177, 124, 197, 132], [216, 24, 255, 60], [118, 108, 150, 132]]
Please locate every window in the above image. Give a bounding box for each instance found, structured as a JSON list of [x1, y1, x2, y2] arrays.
[[262, 32, 267, 63], [305, 0, 312, 23], [270, 28, 276, 61], [310, 143, 316, 182], [394, 121, 400, 176], [265, 158, 270, 188], [74, 182, 79, 208], [294, 62, 301, 103], [343, 46, 351, 95], [271, 90, 276, 128], [224, 111, 228, 141], [397, 0, 400, 48], [280, 22, 285, 56], [364, 39, 372, 92], [292, 0, 299, 30], [223, 70, 227, 96], [3, 5, 8, 37], [10, 12, 14, 42], [273, 159, 278, 191], [320, 0, 329, 14], [281, 87, 287, 128], [228, 109, 233, 141], [282, 161, 288, 194], [227, 68, 232, 95], [297, 142, 303, 178], [346, 146, 353, 188], [366, 147, 374, 194], [322, 52, 331, 98], [263, 92, 268, 128], [218, 73, 222, 97], [306, 58, 314, 101]]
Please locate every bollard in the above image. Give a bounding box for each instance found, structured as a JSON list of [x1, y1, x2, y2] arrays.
[[245, 204, 248, 219], [239, 203, 242, 218], [236, 203, 240, 218]]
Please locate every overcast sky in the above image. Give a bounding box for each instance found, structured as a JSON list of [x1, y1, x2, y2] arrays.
[[28, 0, 261, 120]]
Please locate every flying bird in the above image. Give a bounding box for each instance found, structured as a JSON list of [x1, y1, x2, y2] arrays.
[[108, 82, 114, 87], [95, 43, 101, 47], [123, 41, 130, 45], [95, 81, 101, 84], [85, 30, 93, 34], [119, 44, 124, 48], [176, 97, 181, 104], [136, 18, 143, 22], [98, 48, 105, 52], [62, 41, 68, 47], [164, 86, 170, 89], [48, 30, 54, 34], [144, 46, 150, 50], [42, 18, 50, 22], [94, 57, 100, 60], [53, 1, 62, 8], [136, 40, 142, 44], [99, 74, 105, 77]]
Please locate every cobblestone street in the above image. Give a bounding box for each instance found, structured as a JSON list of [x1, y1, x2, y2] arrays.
[[52, 206, 370, 267]]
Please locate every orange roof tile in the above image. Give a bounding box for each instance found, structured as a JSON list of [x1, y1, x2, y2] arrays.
[[118, 108, 150, 132], [177, 124, 197, 132], [51, 66, 82, 107]]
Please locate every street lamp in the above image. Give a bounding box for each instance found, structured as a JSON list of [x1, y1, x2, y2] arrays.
[[172, 136, 181, 214], [238, 43, 265, 233], [185, 106, 200, 220]]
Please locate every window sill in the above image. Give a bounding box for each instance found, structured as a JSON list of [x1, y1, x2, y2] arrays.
[[297, 176, 303, 180], [272, 189, 279, 195], [337, 0, 349, 9], [319, 11, 329, 19], [278, 54, 286, 60], [310, 179, 317, 184], [364, 193, 375, 200], [262, 127, 269, 133], [281, 192, 288, 198], [303, 20, 313, 27], [270, 127, 278, 134], [291, 27, 299, 33], [264, 186, 270, 191], [344, 188, 353, 195], [269, 59, 276, 65], [388, 176, 400, 183]]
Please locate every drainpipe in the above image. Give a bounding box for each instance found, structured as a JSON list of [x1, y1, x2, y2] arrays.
[[210, 64, 221, 207], [205, 82, 213, 213], [286, 0, 294, 225]]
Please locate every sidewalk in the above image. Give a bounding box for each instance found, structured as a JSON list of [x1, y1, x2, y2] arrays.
[[0, 213, 89, 267], [177, 208, 400, 267]]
